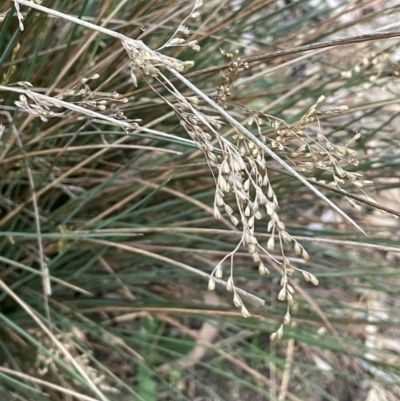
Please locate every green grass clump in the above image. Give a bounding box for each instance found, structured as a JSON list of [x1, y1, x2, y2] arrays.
[[1, 1, 400, 400]]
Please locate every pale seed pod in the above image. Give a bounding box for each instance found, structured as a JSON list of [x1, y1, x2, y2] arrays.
[[248, 158, 256, 169], [215, 264, 223, 278], [208, 277, 216, 291], [281, 231, 292, 243], [225, 204, 233, 215], [236, 189, 247, 202], [170, 38, 186, 46], [283, 258, 291, 269], [233, 160, 242, 172], [218, 175, 228, 191], [284, 312, 291, 326], [267, 236, 275, 250], [188, 96, 199, 105], [287, 284, 295, 294], [244, 230, 253, 245], [278, 287, 286, 301], [259, 262, 269, 275], [241, 305, 251, 318], [302, 271, 312, 282], [221, 160, 230, 174], [266, 202, 275, 216], [233, 293, 242, 307], [214, 208, 222, 220], [226, 276, 234, 291], [249, 235, 258, 245], [277, 220, 285, 230], [230, 215, 239, 225], [267, 184, 273, 198], [258, 192, 268, 205], [349, 201, 363, 212], [277, 325, 284, 339], [310, 274, 319, 286], [248, 244, 256, 253], [215, 193, 224, 207], [248, 215, 255, 228]]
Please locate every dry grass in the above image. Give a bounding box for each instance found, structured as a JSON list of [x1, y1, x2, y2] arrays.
[[1, 0, 400, 400]]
